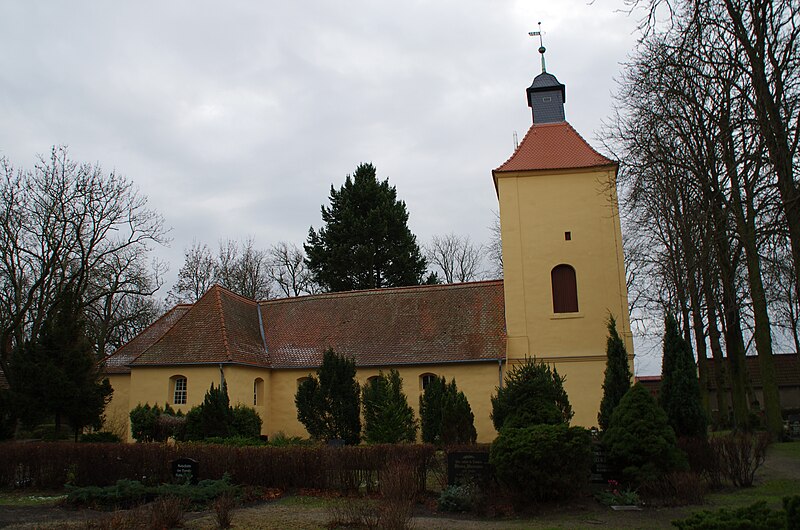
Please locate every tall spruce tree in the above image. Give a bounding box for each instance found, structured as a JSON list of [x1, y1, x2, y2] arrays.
[[295, 348, 361, 444], [598, 315, 632, 431], [10, 286, 112, 438], [362, 369, 417, 444], [659, 313, 708, 438], [305, 163, 427, 292]]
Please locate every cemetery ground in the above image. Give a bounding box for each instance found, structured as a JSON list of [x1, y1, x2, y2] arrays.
[[0, 441, 797, 529]]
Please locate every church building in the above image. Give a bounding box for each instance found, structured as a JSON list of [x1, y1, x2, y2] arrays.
[[102, 47, 634, 442]]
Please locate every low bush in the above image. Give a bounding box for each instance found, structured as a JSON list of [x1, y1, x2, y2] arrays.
[[203, 436, 265, 446], [129, 403, 183, 442], [678, 436, 723, 488], [710, 431, 771, 487], [231, 404, 262, 439], [490, 424, 592, 505], [640, 471, 706, 506], [439, 484, 481, 512], [65, 475, 238, 509], [66, 479, 151, 508], [267, 431, 315, 447], [79, 432, 121, 444], [594, 479, 640, 506], [379, 455, 417, 529], [150, 495, 188, 529], [213, 492, 237, 529], [672, 500, 787, 530]]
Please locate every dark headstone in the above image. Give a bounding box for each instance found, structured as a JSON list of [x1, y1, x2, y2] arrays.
[[447, 451, 491, 486], [591, 443, 613, 483], [171, 457, 199, 484]]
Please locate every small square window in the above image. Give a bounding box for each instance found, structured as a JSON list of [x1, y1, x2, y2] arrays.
[[565, 231, 572, 241], [543, 96, 552, 102]]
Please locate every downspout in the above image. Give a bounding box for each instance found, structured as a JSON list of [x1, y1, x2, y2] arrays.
[[498, 359, 504, 388], [219, 364, 225, 387]]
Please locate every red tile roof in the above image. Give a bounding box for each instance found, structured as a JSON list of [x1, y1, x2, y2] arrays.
[[493, 121, 615, 174], [705, 354, 799, 390], [260, 280, 506, 368], [130, 286, 269, 368], [103, 304, 191, 374], [110, 281, 506, 372]]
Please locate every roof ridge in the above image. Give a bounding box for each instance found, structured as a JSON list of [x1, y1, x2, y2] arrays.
[[213, 286, 234, 362], [563, 122, 616, 164], [259, 279, 504, 306], [105, 304, 191, 367], [211, 283, 259, 305]]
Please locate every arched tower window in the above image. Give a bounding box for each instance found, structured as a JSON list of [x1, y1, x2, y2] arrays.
[[420, 373, 437, 391], [170, 375, 187, 405], [253, 378, 264, 406], [551, 264, 578, 313]]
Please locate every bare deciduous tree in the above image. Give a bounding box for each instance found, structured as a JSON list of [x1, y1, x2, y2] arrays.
[[0, 146, 167, 369], [425, 234, 484, 284], [487, 211, 503, 279], [170, 237, 273, 302], [167, 241, 215, 304], [268, 241, 317, 297]]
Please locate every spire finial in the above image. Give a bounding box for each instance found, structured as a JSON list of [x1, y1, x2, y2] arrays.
[[528, 22, 547, 73]]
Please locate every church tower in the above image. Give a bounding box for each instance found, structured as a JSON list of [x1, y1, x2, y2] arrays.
[[493, 41, 633, 428]]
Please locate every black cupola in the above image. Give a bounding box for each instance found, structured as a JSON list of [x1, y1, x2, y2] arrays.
[[526, 72, 566, 123]]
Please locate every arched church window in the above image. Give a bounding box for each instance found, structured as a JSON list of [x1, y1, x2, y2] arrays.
[[170, 375, 187, 405], [551, 264, 579, 313], [420, 373, 437, 391], [253, 377, 264, 406]]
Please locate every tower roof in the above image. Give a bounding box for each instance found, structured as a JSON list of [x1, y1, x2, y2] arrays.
[[493, 121, 616, 174], [528, 72, 566, 100]]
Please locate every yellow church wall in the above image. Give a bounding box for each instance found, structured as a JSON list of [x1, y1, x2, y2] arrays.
[[218, 365, 270, 434], [103, 374, 131, 441], [264, 362, 502, 443], [354, 363, 502, 443], [129, 365, 223, 416], [497, 166, 633, 428]]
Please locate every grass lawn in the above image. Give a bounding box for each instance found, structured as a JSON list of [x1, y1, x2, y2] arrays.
[[0, 491, 66, 507]]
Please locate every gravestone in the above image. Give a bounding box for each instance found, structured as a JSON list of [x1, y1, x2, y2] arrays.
[[447, 451, 491, 486], [171, 457, 199, 484], [590, 443, 613, 483]]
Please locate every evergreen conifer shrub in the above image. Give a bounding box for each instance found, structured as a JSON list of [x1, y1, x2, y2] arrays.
[[660, 314, 708, 439], [598, 315, 632, 431], [419, 376, 476, 445], [491, 357, 572, 429], [603, 383, 687, 486], [295, 348, 361, 444], [490, 424, 592, 503], [362, 370, 417, 444]]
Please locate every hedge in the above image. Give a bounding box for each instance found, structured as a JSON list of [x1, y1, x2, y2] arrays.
[[0, 441, 434, 492]]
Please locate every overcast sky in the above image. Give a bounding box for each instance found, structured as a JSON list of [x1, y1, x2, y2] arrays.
[[1, 1, 663, 373]]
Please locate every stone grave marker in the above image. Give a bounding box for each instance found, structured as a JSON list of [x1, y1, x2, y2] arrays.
[[171, 457, 199, 484], [447, 451, 491, 486]]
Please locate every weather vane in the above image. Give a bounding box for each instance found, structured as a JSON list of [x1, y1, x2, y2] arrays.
[[528, 22, 547, 74]]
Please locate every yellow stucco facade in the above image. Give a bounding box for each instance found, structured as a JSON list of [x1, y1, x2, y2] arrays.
[[495, 166, 633, 427], [107, 362, 503, 442]]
